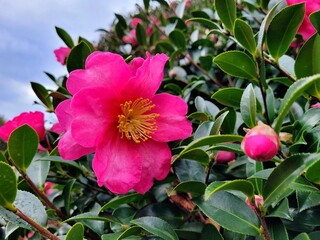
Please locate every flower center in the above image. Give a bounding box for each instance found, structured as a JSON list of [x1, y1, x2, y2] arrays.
[[117, 97, 159, 143]]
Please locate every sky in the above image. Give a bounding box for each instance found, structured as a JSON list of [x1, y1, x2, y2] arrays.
[[0, 0, 143, 125]]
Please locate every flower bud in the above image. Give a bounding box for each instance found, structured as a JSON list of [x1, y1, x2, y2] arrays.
[[216, 150, 236, 163], [241, 121, 279, 161], [245, 195, 264, 210]]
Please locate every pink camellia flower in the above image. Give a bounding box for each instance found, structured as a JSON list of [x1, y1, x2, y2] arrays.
[[123, 29, 138, 45], [245, 195, 264, 210], [241, 121, 279, 162], [131, 18, 143, 28], [215, 150, 236, 163], [286, 0, 320, 41], [0, 111, 45, 142], [311, 103, 320, 108], [55, 51, 192, 194], [54, 47, 71, 65]]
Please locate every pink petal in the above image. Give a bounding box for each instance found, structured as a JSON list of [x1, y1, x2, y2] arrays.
[[93, 134, 142, 194], [121, 53, 169, 100], [70, 87, 120, 148], [129, 57, 144, 75], [55, 99, 72, 130], [58, 130, 95, 160], [67, 52, 132, 95], [133, 140, 172, 194], [54, 47, 71, 65], [151, 93, 192, 142]]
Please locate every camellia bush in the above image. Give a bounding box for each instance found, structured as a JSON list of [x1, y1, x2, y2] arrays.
[[1, 0, 320, 239]]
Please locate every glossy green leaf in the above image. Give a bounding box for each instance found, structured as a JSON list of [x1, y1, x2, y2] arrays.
[[213, 51, 258, 81], [267, 198, 293, 220], [195, 191, 261, 236], [173, 159, 205, 183], [136, 23, 147, 46], [0, 152, 6, 163], [199, 56, 213, 71], [214, 0, 237, 33], [100, 193, 144, 211], [66, 41, 92, 73], [65, 223, 84, 240], [310, 10, 320, 32], [211, 88, 244, 108], [297, 190, 320, 212], [263, 153, 320, 208], [176, 148, 210, 165], [78, 37, 95, 52], [26, 152, 50, 188], [240, 84, 257, 128], [194, 121, 214, 140], [186, 18, 221, 30], [8, 124, 38, 173], [274, 74, 320, 133], [171, 180, 206, 196], [169, 29, 186, 50], [102, 226, 141, 240], [65, 212, 120, 224], [195, 96, 219, 119], [266, 87, 276, 123], [200, 224, 223, 240], [31, 82, 53, 111], [234, 19, 257, 55], [0, 162, 17, 211], [291, 176, 319, 193], [63, 179, 76, 217], [178, 134, 243, 157], [55, 26, 74, 48], [266, 3, 305, 61], [293, 233, 311, 240], [143, 0, 150, 11], [38, 155, 85, 173], [211, 111, 229, 135], [268, 218, 289, 240], [295, 33, 320, 79], [115, 13, 127, 29], [205, 180, 254, 202], [131, 216, 179, 240], [305, 159, 320, 184]]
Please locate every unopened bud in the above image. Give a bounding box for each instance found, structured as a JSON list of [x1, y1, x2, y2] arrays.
[[245, 195, 264, 210], [241, 121, 279, 161]]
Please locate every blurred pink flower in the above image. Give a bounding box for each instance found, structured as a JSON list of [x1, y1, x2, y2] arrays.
[[54, 47, 71, 65], [286, 0, 320, 41], [123, 29, 138, 45], [44, 182, 54, 195], [131, 18, 143, 28], [241, 121, 279, 162], [56, 51, 192, 194], [0, 111, 45, 142], [311, 103, 320, 108]]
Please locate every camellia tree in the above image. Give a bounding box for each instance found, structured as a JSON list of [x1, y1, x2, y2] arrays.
[[1, 0, 320, 239]]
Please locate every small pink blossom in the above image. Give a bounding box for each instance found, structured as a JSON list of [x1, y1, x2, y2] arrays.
[[245, 195, 264, 210], [44, 182, 54, 195], [131, 18, 143, 28], [54, 47, 71, 65], [286, 0, 320, 41], [123, 29, 138, 45], [215, 150, 235, 163], [241, 121, 279, 162], [0, 111, 45, 142], [55, 51, 192, 194], [311, 103, 320, 108]]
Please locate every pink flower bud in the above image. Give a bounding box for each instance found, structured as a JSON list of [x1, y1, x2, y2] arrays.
[[215, 150, 236, 163], [54, 47, 71, 65], [241, 121, 279, 161], [245, 195, 264, 210]]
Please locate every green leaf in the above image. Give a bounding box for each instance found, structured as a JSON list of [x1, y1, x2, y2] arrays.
[[169, 29, 186, 50], [143, 0, 150, 11], [305, 159, 320, 184], [176, 148, 210, 165], [178, 134, 243, 157], [8, 124, 38, 173], [205, 180, 255, 202], [115, 13, 127, 29], [65, 222, 84, 240], [297, 190, 320, 212], [0, 162, 17, 211], [30, 82, 53, 111], [102, 226, 141, 240], [240, 84, 257, 128], [266, 3, 305, 61], [266, 87, 276, 123], [186, 18, 221, 30], [213, 51, 258, 81], [234, 19, 257, 56], [310, 10, 320, 32], [136, 23, 147, 46], [63, 179, 76, 217], [38, 155, 85, 173], [26, 152, 50, 188], [173, 160, 205, 183], [65, 212, 120, 224], [211, 111, 229, 135], [274, 74, 320, 133], [214, 0, 237, 33], [293, 233, 311, 240], [171, 181, 206, 196], [263, 153, 320, 208], [295, 33, 320, 79], [267, 198, 293, 220], [78, 37, 95, 52], [199, 56, 213, 71], [66, 41, 92, 73], [55, 26, 74, 48], [131, 216, 179, 240], [100, 193, 144, 212], [200, 224, 223, 240], [268, 218, 289, 240], [211, 88, 244, 108], [195, 191, 261, 236]]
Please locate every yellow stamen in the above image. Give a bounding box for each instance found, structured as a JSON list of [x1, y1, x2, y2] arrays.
[[117, 97, 159, 143]]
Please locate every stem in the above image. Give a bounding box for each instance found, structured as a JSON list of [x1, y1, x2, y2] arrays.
[[264, 57, 296, 83], [8, 158, 66, 220], [15, 207, 60, 240], [259, 80, 271, 126], [254, 207, 271, 240]]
